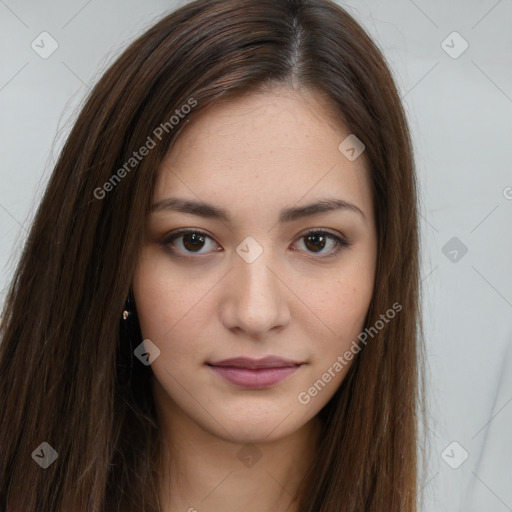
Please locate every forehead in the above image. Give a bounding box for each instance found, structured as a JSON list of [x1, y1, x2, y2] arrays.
[[154, 86, 373, 224]]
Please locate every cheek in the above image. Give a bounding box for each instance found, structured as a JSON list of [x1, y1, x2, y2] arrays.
[[307, 267, 374, 335], [132, 255, 178, 361], [132, 249, 220, 371], [132, 243, 376, 359], [132, 248, 204, 340]]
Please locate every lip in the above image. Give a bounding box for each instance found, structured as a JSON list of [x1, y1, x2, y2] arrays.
[[207, 356, 304, 389]]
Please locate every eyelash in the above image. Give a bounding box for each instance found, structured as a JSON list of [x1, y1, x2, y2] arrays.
[[160, 228, 352, 260]]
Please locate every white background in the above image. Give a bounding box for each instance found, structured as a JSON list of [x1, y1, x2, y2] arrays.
[[0, 0, 511, 510]]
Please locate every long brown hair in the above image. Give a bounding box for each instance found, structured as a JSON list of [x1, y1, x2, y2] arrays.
[[0, 0, 426, 510]]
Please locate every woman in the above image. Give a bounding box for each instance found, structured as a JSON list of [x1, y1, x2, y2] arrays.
[[0, 0, 426, 510]]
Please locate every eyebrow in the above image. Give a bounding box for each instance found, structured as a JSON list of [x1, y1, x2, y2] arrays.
[[151, 197, 366, 223]]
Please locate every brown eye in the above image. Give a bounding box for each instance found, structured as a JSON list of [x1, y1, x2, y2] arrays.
[[162, 229, 219, 256], [181, 232, 207, 252], [296, 231, 351, 256], [304, 233, 328, 252]]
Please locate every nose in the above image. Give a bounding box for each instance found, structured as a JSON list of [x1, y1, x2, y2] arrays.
[[219, 247, 291, 338]]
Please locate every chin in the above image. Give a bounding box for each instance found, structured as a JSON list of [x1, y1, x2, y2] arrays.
[[213, 424, 289, 445], [209, 409, 306, 444]]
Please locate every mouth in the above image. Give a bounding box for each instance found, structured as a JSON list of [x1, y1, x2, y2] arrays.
[[207, 356, 304, 389]]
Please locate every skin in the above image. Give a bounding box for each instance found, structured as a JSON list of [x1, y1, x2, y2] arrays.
[[132, 84, 378, 512]]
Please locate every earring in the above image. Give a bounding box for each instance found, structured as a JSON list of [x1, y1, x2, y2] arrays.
[[119, 294, 134, 384], [122, 295, 131, 320]]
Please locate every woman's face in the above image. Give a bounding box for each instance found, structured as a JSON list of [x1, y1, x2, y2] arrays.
[[133, 85, 378, 444]]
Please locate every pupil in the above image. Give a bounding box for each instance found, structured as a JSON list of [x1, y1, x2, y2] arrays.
[[305, 234, 325, 252]]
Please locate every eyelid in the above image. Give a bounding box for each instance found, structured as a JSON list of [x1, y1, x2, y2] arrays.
[[160, 227, 351, 259], [293, 229, 352, 256], [160, 228, 219, 259]]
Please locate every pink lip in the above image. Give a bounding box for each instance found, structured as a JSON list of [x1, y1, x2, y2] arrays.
[[207, 356, 303, 389]]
